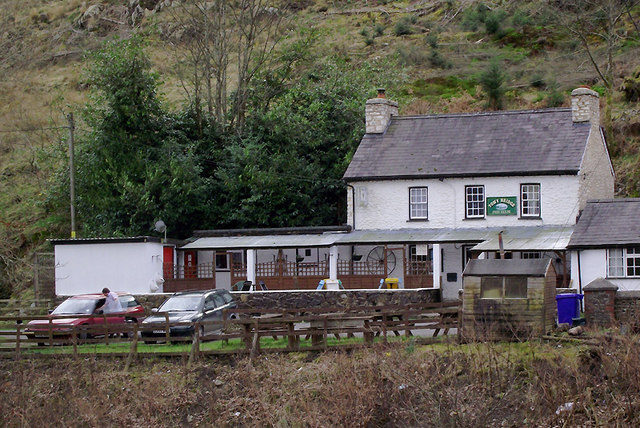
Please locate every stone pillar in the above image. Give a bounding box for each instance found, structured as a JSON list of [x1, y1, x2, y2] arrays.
[[247, 249, 257, 286], [432, 244, 441, 289], [329, 246, 338, 280], [365, 89, 398, 134], [583, 278, 618, 327], [571, 87, 600, 125]]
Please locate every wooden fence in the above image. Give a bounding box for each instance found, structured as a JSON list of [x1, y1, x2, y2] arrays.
[[0, 302, 459, 364], [0, 299, 54, 317]]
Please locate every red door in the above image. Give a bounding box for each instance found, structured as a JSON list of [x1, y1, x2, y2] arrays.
[[163, 246, 174, 278], [184, 251, 197, 279]]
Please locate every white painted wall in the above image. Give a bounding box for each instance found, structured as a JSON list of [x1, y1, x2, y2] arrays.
[[55, 242, 165, 295], [348, 175, 581, 230], [577, 249, 640, 291]]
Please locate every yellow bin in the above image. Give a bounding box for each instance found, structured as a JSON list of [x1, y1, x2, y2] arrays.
[[383, 278, 399, 289]]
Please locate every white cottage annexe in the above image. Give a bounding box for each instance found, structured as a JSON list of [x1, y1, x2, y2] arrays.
[[51, 237, 173, 295], [568, 199, 640, 291]]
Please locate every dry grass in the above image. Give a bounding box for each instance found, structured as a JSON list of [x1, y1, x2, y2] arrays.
[[2, 334, 640, 427]]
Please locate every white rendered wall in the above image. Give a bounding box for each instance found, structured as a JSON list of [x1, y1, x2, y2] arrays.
[[55, 242, 164, 296], [578, 249, 640, 291], [348, 175, 581, 230]]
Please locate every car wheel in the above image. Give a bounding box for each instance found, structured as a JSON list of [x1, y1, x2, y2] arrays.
[[124, 318, 136, 338], [37, 342, 45, 347]]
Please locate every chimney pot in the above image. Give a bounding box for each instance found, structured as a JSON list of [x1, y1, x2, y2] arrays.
[[377, 88, 386, 98]]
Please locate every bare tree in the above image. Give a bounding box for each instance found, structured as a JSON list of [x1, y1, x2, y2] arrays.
[[171, 0, 290, 131], [548, 0, 640, 147]]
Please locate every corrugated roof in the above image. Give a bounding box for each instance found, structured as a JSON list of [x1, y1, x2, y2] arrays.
[[180, 233, 341, 250], [471, 226, 573, 251], [181, 226, 571, 250], [463, 259, 552, 276], [344, 109, 590, 181], [568, 199, 640, 248]]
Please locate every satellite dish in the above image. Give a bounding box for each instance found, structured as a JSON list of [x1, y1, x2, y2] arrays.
[[154, 220, 166, 233]]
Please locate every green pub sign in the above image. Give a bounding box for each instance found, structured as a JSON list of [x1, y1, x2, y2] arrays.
[[486, 197, 517, 216]]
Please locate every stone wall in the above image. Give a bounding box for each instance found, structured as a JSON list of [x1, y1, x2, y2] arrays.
[[231, 288, 440, 310], [133, 289, 441, 313], [614, 291, 640, 328]]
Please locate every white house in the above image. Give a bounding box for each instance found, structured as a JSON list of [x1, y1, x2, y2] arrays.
[[339, 87, 614, 299], [51, 237, 174, 295], [568, 199, 640, 291]]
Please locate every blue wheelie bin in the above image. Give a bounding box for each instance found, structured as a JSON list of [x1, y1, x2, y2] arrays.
[[556, 293, 583, 325]]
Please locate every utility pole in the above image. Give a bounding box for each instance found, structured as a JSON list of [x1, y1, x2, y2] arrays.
[[67, 113, 76, 238]]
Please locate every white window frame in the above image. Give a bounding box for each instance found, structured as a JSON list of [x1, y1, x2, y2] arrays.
[[465, 185, 485, 219], [521, 183, 541, 217], [409, 187, 428, 220], [608, 248, 640, 278]]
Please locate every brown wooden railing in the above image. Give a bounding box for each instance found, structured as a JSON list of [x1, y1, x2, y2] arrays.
[[163, 263, 215, 279]]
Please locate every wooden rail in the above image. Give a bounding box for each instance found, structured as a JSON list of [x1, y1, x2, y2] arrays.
[[0, 303, 459, 363]]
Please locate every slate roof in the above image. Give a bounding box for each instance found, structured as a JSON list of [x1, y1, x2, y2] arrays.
[[463, 259, 552, 277], [567, 199, 640, 248], [344, 108, 592, 181]]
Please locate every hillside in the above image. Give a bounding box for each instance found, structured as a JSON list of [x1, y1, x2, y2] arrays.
[[1, 0, 640, 297]]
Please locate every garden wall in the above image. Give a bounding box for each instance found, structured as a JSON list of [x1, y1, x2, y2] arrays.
[[134, 288, 442, 312]]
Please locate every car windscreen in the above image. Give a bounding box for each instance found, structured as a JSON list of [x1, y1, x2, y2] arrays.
[[51, 299, 97, 315], [159, 295, 202, 312]]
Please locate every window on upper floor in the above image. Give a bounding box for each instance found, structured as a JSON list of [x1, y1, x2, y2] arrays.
[[465, 185, 485, 219], [608, 248, 640, 277], [521, 251, 542, 259], [409, 187, 428, 220], [521, 183, 541, 218]]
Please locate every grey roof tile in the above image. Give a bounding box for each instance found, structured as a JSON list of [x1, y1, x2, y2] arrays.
[[567, 199, 640, 248], [344, 109, 591, 180]]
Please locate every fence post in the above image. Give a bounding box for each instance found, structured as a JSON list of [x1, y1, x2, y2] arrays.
[[103, 313, 109, 345], [404, 310, 411, 337], [382, 314, 388, 343], [15, 323, 21, 361], [48, 318, 53, 347], [188, 321, 200, 367], [72, 326, 78, 358], [164, 313, 170, 342], [125, 323, 138, 372]]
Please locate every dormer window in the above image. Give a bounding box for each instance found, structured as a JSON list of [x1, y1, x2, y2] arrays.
[[409, 187, 428, 220]]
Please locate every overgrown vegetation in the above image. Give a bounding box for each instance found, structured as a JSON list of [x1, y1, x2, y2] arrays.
[[2, 0, 640, 296], [3, 334, 640, 426]]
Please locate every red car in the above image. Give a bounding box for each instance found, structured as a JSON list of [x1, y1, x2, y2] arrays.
[[25, 293, 145, 344]]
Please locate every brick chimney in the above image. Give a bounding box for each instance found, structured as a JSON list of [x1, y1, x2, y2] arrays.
[[571, 87, 600, 125], [365, 88, 398, 134]]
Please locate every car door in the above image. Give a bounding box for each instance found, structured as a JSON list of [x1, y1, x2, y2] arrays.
[[202, 294, 218, 334], [211, 294, 227, 331]]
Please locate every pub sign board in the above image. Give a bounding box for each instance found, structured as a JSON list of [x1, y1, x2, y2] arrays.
[[487, 197, 517, 215]]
